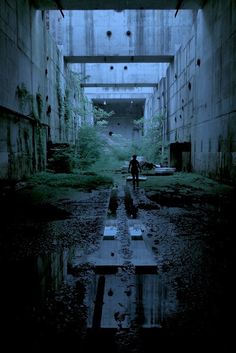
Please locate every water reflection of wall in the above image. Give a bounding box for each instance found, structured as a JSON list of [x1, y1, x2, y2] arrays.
[[86, 272, 164, 329], [36, 249, 71, 298], [138, 274, 164, 328]]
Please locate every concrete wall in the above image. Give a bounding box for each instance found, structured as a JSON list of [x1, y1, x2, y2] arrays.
[[151, 0, 236, 184], [0, 0, 84, 181], [103, 116, 138, 140], [192, 0, 236, 183]]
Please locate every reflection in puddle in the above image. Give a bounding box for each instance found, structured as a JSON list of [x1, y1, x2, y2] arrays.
[[1, 186, 173, 352], [1, 241, 168, 352], [67, 187, 167, 342], [86, 271, 163, 329]]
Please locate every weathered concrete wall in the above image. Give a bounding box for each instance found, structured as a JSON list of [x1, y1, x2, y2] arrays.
[[151, 0, 236, 184], [192, 0, 236, 183], [102, 116, 138, 141], [0, 108, 37, 180], [0, 0, 83, 180]]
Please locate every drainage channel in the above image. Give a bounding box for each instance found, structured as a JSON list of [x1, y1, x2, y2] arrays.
[[82, 183, 165, 331]]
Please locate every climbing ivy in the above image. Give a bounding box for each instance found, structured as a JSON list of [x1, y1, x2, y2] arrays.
[[56, 85, 65, 120], [64, 88, 73, 122], [36, 92, 43, 118], [16, 83, 44, 124], [16, 83, 32, 112]]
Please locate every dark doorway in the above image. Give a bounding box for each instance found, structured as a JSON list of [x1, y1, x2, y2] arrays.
[[170, 142, 191, 171]]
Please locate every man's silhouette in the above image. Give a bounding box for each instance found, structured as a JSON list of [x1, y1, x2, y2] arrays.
[[128, 155, 142, 189]]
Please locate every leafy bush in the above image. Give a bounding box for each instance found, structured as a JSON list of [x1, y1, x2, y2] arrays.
[[48, 145, 78, 173], [141, 114, 168, 163], [77, 124, 104, 169]]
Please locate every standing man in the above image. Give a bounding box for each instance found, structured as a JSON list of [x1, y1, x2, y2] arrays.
[[128, 155, 142, 189]]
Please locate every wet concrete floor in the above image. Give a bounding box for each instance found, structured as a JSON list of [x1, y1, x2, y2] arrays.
[[0, 178, 234, 352]]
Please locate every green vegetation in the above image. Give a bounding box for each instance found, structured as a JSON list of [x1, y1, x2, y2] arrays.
[[9, 171, 112, 213], [16, 83, 45, 126], [16, 83, 31, 112], [48, 145, 79, 173], [133, 117, 144, 136], [26, 171, 113, 197], [77, 124, 105, 169], [36, 92, 43, 118], [142, 172, 234, 196], [83, 131, 133, 178], [140, 114, 168, 164], [93, 105, 114, 127]]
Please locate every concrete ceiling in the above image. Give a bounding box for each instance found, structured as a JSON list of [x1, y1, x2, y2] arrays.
[[33, 0, 207, 10]]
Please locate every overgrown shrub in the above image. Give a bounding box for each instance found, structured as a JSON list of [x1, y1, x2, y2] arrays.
[[141, 114, 168, 163], [77, 124, 104, 169], [48, 145, 78, 173]]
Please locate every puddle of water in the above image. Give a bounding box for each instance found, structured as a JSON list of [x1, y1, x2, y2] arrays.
[[1, 248, 166, 352], [0, 185, 176, 352], [86, 271, 163, 329]]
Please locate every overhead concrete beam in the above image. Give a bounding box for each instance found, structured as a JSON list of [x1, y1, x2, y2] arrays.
[[65, 55, 174, 63], [68, 62, 167, 87], [48, 10, 193, 61], [32, 0, 206, 10], [84, 87, 154, 100], [81, 83, 158, 88]]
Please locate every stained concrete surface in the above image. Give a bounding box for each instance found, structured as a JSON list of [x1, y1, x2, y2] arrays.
[[0, 174, 234, 352]]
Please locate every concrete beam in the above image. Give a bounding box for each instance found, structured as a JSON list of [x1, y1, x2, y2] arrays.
[[65, 55, 174, 63], [69, 62, 167, 87], [84, 87, 154, 100], [49, 10, 193, 61], [81, 83, 158, 88], [33, 0, 206, 10]]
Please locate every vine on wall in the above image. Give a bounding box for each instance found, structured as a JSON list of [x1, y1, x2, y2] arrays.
[[16, 83, 44, 124], [16, 83, 32, 112]]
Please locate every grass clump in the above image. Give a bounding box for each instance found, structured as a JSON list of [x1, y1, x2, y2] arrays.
[[143, 172, 234, 197], [27, 171, 113, 190]]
